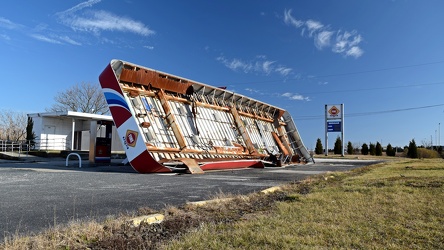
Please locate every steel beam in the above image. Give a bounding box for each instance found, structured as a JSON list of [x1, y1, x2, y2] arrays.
[[156, 89, 187, 150], [229, 106, 256, 154]]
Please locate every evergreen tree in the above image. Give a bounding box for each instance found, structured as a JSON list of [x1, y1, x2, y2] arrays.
[[408, 139, 418, 158], [369, 143, 376, 155], [375, 142, 383, 156], [361, 143, 369, 155], [347, 141, 353, 155], [26, 117, 37, 148], [334, 136, 342, 154], [386, 143, 396, 156], [315, 138, 323, 155]]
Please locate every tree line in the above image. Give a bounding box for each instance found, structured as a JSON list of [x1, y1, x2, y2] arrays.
[[315, 137, 440, 159]]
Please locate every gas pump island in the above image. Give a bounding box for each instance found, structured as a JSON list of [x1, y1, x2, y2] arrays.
[[89, 120, 113, 163]]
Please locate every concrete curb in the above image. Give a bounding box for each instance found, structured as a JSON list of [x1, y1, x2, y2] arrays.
[[128, 213, 164, 227], [260, 186, 282, 194], [186, 185, 283, 207], [186, 197, 235, 207], [129, 185, 283, 226]]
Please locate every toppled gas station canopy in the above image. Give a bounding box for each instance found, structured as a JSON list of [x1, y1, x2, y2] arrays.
[[99, 59, 313, 173]]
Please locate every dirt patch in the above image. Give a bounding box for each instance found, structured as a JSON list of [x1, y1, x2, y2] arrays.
[[88, 191, 289, 249]]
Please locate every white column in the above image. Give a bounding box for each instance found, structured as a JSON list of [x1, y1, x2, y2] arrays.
[[71, 118, 75, 151]]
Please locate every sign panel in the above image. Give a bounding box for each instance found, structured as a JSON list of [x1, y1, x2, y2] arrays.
[[325, 104, 344, 156], [327, 121, 341, 132], [326, 105, 342, 120]]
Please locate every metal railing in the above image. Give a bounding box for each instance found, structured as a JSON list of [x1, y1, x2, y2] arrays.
[[0, 140, 29, 157], [34, 138, 70, 151], [0, 138, 71, 156]]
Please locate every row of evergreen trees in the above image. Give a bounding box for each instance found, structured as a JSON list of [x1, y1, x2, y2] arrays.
[[314, 137, 419, 158]]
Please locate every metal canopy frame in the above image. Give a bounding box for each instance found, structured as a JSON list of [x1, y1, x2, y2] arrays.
[[99, 59, 313, 174]]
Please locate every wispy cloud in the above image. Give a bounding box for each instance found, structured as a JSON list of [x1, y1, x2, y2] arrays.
[[58, 35, 82, 45], [283, 9, 303, 28], [0, 34, 11, 41], [57, 0, 101, 16], [216, 55, 292, 76], [245, 88, 310, 102], [315, 30, 333, 49], [216, 56, 252, 73], [276, 66, 292, 76], [284, 9, 364, 58], [0, 17, 22, 30], [57, 0, 155, 37], [1, 1, 154, 48], [28, 32, 82, 45], [245, 88, 261, 94], [282, 92, 310, 101], [305, 20, 324, 36], [30, 34, 63, 44]]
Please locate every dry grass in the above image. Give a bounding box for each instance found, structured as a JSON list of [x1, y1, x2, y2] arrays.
[[1, 159, 443, 249], [1, 216, 125, 249], [165, 159, 444, 249]]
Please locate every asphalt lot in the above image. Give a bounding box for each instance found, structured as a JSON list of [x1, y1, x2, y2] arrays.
[[0, 157, 381, 242]]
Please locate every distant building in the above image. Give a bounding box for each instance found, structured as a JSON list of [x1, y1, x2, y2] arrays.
[[27, 111, 123, 152]]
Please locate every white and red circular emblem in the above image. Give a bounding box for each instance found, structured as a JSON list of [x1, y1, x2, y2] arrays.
[[328, 106, 340, 116]]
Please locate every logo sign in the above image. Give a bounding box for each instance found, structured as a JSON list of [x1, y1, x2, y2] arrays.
[[327, 121, 341, 132], [326, 105, 341, 119], [125, 130, 139, 147]]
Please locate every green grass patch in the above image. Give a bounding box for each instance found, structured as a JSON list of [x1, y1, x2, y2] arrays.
[[165, 159, 444, 249]]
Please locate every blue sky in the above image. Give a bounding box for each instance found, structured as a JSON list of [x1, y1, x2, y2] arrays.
[[1, 0, 444, 149]]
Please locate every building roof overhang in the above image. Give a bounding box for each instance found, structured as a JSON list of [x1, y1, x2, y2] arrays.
[[28, 111, 113, 121]]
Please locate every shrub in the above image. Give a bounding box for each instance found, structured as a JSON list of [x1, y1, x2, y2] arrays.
[[417, 148, 441, 158], [386, 144, 396, 157], [315, 138, 323, 155], [361, 143, 369, 155], [408, 139, 418, 158], [334, 136, 342, 155], [375, 142, 383, 156], [347, 141, 353, 155], [369, 143, 376, 155]]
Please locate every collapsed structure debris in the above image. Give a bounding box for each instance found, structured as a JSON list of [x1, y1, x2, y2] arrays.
[[99, 60, 313, 173]]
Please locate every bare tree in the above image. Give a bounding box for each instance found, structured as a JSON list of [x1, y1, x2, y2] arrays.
[[421, 138, 432, 149], [0, 110, 28, 142], [48, 82, 109, 115]]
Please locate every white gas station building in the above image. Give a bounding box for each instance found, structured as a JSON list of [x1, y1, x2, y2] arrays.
[[27, 111, 124, 153]]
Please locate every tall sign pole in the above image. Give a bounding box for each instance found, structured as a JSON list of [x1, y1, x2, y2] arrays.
[[325, 104, 344, 156], [341, 103, 345, 156], [324, 105, 328, 156]]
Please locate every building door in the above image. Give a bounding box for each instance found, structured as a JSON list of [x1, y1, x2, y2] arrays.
[[73, 131, 82, 150]]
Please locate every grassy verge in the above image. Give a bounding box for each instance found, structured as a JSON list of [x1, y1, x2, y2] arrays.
[[1, 159, 443, 249], [165, 159, 443, 249]]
